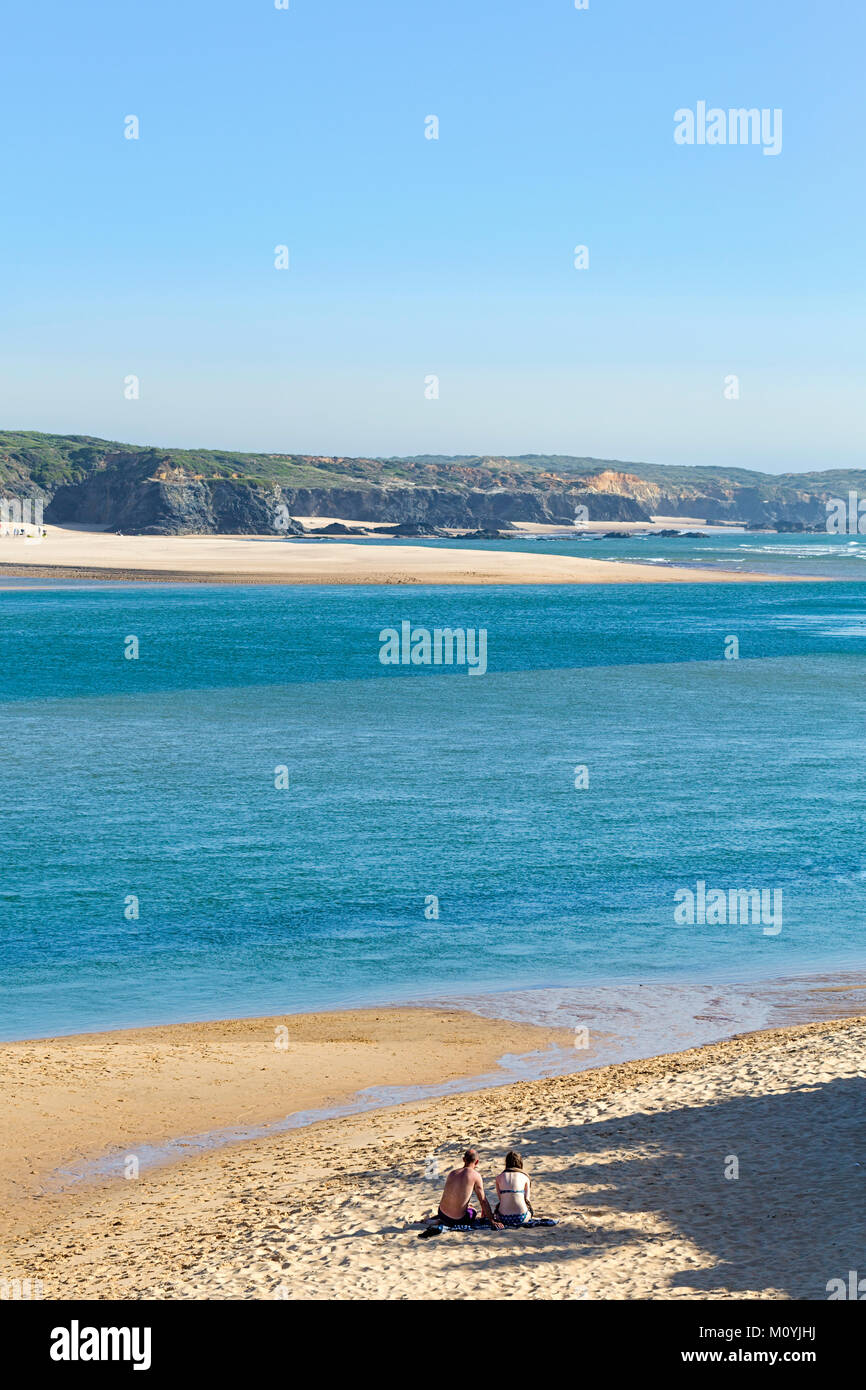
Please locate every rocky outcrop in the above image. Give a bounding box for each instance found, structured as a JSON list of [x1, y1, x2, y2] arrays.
[[47, 455, 304, 536]]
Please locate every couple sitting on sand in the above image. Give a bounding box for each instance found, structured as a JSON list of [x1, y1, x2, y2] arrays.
[[437, 1147, 537, 1230]]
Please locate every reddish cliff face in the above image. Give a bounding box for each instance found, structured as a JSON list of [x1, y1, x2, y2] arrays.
[[571, 469, 828, 526]]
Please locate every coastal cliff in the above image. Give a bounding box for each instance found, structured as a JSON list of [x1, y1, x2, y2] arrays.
[[0, 432, 860, 535]]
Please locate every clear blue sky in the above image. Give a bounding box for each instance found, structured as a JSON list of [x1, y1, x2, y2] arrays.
[[1, 0, 863, 470]]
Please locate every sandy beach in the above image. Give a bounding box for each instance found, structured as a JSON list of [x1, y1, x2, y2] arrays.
[[2, 1009, 863, 1301], [0, 1008, 570, 1238], [0, 525, 801, 585]]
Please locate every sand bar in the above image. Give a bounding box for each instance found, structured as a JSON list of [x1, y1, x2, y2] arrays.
[[0, 525, 805, 585]]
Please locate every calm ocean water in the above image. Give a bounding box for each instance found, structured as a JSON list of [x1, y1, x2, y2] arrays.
[[3, 564, 866, 1042]]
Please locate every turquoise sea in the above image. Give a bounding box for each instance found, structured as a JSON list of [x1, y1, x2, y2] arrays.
[[344, 529, 866, 579], [3, 545, 866, 1046]]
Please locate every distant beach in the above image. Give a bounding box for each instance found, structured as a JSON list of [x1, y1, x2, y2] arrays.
[[0, 524, 805, 585]]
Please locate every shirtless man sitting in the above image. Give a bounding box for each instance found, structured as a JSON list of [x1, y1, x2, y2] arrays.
[[436, 1148, 503, 1229]]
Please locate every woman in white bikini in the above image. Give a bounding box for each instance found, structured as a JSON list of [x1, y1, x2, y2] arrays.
[[494, 1150, 534, 1227]]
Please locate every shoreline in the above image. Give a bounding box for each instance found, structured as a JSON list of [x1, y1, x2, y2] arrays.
[[0, 558, 798, 586], [5, 967, 866, 1195], [4, 1011, 864, 1299]]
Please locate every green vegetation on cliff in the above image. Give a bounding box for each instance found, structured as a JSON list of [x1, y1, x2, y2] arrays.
[[3, 431, 865, 499], [2, 430, 864, 534]]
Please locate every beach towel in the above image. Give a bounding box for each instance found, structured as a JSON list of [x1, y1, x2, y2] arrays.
[[418, 1216, 558, 1238]]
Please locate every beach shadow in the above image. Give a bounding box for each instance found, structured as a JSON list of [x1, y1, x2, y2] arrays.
[[430, 1076, 866, 1298]]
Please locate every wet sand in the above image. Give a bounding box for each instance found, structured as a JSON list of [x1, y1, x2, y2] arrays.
[[1, 1008, 863, 1300], [0, 1007, 571, 1241]]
